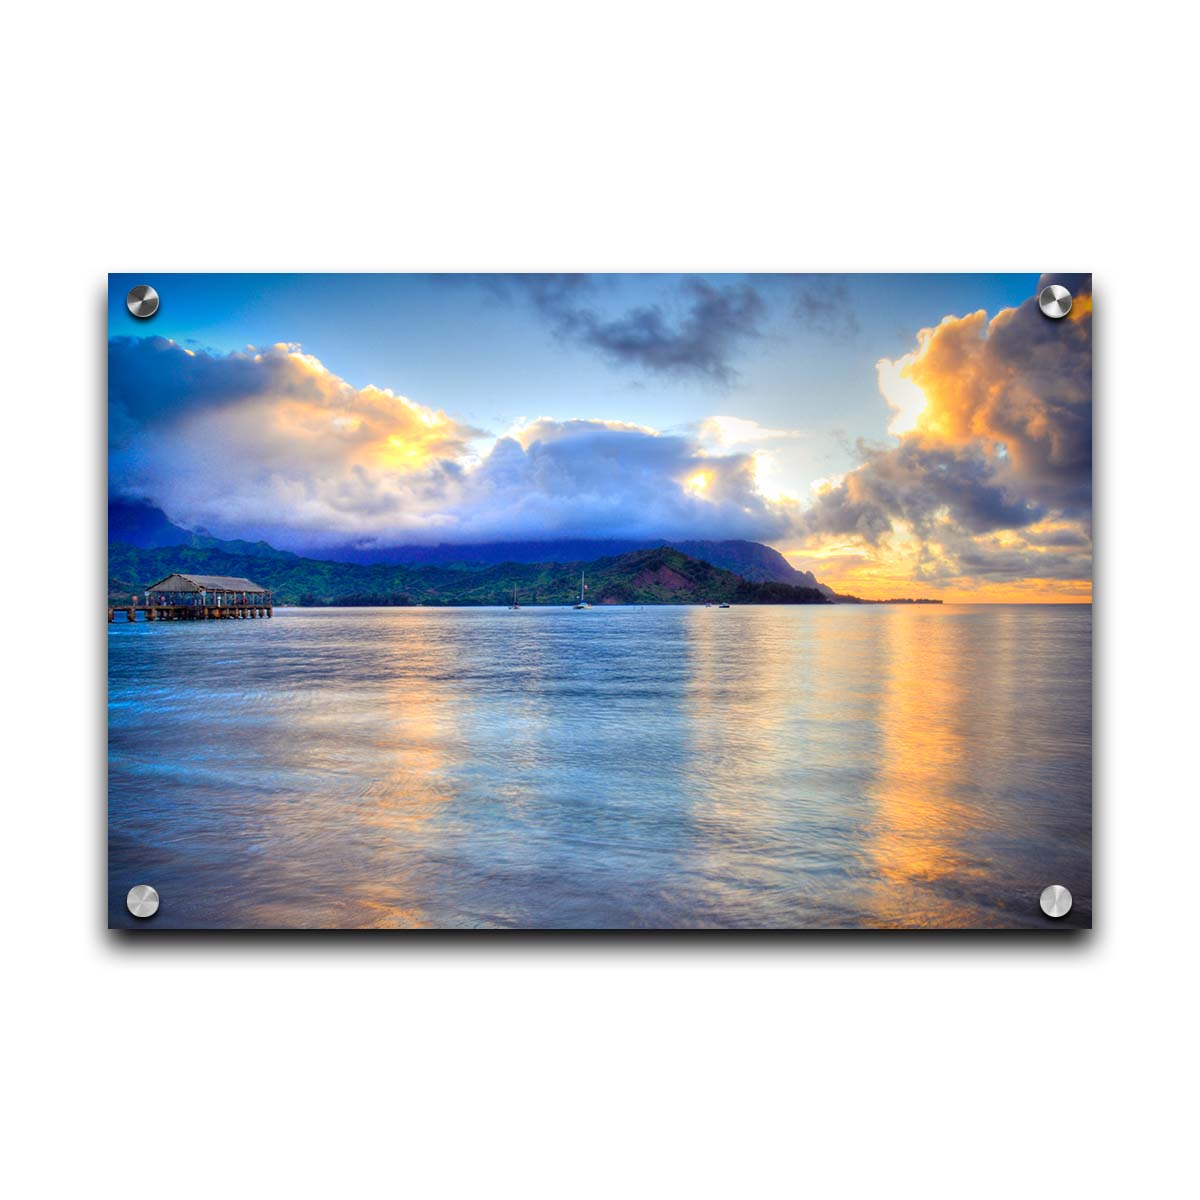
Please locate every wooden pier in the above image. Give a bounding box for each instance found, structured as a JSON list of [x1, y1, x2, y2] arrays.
[[110, 571, 273, 625], [109, 602, 273, 623]]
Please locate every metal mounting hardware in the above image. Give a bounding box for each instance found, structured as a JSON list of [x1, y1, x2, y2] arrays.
[[1039, 884, 1072, 919], [127, 284, 159, 319], [1039, 284, 1072, 319], [126, 884, 160, 918]]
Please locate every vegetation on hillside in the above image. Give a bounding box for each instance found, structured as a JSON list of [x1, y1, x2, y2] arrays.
[[108, 544, 830, 607]]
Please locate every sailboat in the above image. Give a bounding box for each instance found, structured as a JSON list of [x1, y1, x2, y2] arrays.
[[508, 586, 521, 610], [573, 571, 591, 609]]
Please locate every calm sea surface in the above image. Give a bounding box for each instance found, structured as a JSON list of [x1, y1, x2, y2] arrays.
[[109, 605, 1091, 929]]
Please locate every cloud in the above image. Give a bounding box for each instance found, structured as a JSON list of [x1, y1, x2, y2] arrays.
[[697, 415, 804, 447], [505, 416, 660, 447], [451, 274, 865, 382], [790, 277, 859, 338], [457, 420, 799, 544], [475, 274, 767, 384], [110, 337, 479, 547], [109, 336, 801, 551], [110, 336, 473, 460], [801, 275, 1092, 586]]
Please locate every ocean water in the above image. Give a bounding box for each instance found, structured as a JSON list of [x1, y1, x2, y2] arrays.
[[108, 604, 1092, 929]]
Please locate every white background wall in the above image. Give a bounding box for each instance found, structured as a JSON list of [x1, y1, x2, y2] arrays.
[[4, 3, 1196, 1196]]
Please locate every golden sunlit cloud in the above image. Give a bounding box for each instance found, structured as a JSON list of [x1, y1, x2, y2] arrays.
[[877, 353, 928, 436], [794, 276, 1092, 603], [809, 472, 845, 496]]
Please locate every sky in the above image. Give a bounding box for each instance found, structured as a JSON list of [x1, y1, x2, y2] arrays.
[[108, 272, 1092, 601]]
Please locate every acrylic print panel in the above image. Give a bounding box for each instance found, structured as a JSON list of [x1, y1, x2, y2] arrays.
[[107, 273, 1093, 930]]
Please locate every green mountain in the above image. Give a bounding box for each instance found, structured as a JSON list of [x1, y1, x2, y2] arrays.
[[110, 501, 829, 585], [108, 543, 830, 607]]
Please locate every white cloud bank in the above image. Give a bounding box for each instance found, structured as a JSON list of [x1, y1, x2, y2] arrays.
[[109, 337, 803, 551]]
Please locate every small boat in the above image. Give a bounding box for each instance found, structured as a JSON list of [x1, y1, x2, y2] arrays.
[[705, 600, 713, 608], [718, 602, 731, 609], [573, 571, 591, 609], [508, 586, 521, 610]]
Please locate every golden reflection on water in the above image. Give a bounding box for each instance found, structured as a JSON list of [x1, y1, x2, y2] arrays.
[[863, 608, 1001, 927], [868, 609, 979, 926], [242, 618, 463, 927], [242, 612, 565, 928], [111, 605, 1090, 928], [682, 605, 1016, 927]]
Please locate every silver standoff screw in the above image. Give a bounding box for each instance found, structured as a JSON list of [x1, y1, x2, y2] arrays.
[[126, 284, 159, 319], [1039, 884, 1072, 919], [1038, 283, 1072, 319], [126, 884, 160, 919]]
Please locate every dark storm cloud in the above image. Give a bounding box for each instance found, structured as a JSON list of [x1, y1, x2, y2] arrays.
[[460, 274, 768, 384], [804, 438, 1045, 546], [558, 279, 766, 383]]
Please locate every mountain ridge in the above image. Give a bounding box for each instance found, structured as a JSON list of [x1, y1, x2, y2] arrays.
[[108, 501, 831, 592], [109, 542, 831, 607]]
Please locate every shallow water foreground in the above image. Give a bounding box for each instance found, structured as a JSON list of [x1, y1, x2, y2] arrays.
[[108, 604, 1091, 929]]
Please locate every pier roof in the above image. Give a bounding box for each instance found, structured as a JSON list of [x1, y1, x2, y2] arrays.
[[146, 573, 269, 593]]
